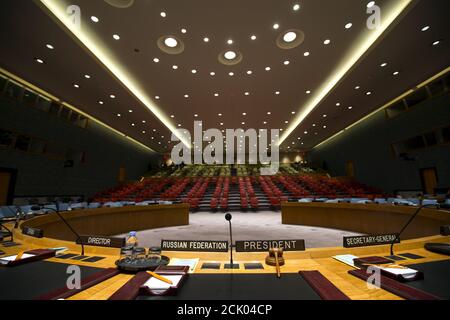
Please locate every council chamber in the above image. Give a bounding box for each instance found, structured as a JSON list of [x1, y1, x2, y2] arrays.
[[0, 0, 450, 306]]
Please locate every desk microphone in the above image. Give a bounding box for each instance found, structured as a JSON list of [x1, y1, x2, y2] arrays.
[[224, 213, 239, 269], [390, 203, 439, 256], [31, 205, 85, 256]]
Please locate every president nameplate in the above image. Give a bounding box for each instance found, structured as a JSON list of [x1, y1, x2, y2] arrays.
[[235, 239, 306, 252]]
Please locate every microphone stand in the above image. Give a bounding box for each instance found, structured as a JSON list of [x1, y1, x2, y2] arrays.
[[33, 205, 85, 256], [224, 214, 239, 269], [390, 203, 438, 256]]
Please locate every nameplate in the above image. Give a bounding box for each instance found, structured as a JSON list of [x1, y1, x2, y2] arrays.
[[76, 235, 125, 248], [235, 239, 306, 252], [343, 234, 400, 248], [161, 240, 228, 252], [22, 226, 44, 238]]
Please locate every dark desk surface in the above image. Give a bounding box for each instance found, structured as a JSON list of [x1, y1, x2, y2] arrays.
[[406, 259, 450, 300], [0, 261, 102, 300], [137, 273, 321, 300]]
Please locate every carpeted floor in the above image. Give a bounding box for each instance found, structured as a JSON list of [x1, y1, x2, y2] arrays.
[[119, 211, 363, 248]]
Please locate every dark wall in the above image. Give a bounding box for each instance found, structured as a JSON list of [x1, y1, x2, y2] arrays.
[[0, 96, 161, 198], [308, 93, 450, 193]]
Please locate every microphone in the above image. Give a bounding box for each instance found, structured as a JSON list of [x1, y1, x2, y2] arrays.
[[31, 205, 85, 256], [390, 203, 439, 256], [14, 206, 24, 229], [224, 213, 239, 269]]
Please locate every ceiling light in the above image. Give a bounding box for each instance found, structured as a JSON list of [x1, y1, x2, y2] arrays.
[[178, 124, 181, 127], [214, 93, 219, 97], [191, 69, 197, 74], [323, 114, 327, 118], [312, 124, 316, 127], [172, 65, 178, 70], [117, 113, 121, 117], [128, 109, 133, 113], [348, 106, 353, 110], [184, 94, 189, 98], [229, 72, 234, 76], [227, 39, 233, 45], [170, 115, 174, 118], [304, 131, 308, 134], [84, 74, 91, 79], [291, 111, 296, 115], [164, 37, 178, 48], [113, 34, 120, 40], [90, 16, 99, 23], [303, 51, 310, 56], [263, 121, 267, 124], [155, 96, 161, 100], [293, 4, 301, 11], [224, 51, 237, 60], [380, 62, 388, 67], [210, 72, 215, 76], [46, 44, 54, 50], [98, 101, 104, 105], [73, 84, 80, 88], [194, 114, 198, 117], [285, 121, 289, 124], [367, 1, 375, 8], [220, 122, 224, 126], [265, 67, 271, 71], [250, 35, 257, 40], [35, 58, 44, 64], [267, 112, 271, 115], [247, 70, 253, 75], [131, 123, 135, 126], [432, 40, 441, 46], [203, 37, 209, 42], [345, 23, 352, 29], [284, 60, 290, 65], [336, 102, 341, 106], [160, 12, 166, 18], [273, 23, 280, 30], [393, 71, 399, 76], [142, 120, 146, 123], [241, 122, 245, 125], [421, 26, 430, 32], [324, 39, 331, 45], [153, 58, 159, 63], [244, 92, 250, 96], [283, 31, 297, 43], [323, 125, 327, 129], [306, 90, 311, 94], [242, 112, 247, 116], [366, 91, 372, 95], [355, 86, 360, 90], [181, 28, 187, 34], [275, 91, 280, 95], [218, 113, 222, 116]]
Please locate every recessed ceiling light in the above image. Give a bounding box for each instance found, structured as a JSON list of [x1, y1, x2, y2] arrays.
[[304, 131, 308, 134], [172, 65, 178, 70], [170, 115, 174, 118], [250, 35, 257, 40], [164, 37, 178, 48], [265, 67, 271, 71], [348, 106, 353, 110], [90, 16, 99, 23], [214, 93, 219, 97], [306, 90, 311, 94], [421, 26, 430, 32], [184, 94, 189, 98], [84, 74, 91, 79], [284, 60, 290, 65], [229, 72, 234, 76], [46, 44, 54, 50], [432, 40, 441, 46], [210, 72, 215, 76], [191, 69, 197, 74], [227, 39, 233, 45], [393, 71, 399, 76], [242, 112, 247, 116], [324, 39, 331, 45], [113, 34, 120, 40], [366, 91, 372, 95], [345, 23, 353, 29], [35, 58, 44, 64], [367, 1, 375, 8], [312, 124, 316, 127], [220, 122, 224, 126], [153, 58, 160, 63], [323, 125, 327, 129], [73, 84, 80, 88], [142, 120, 146, 123], [244, 92, 250, 96], [128, 109, 133, 113], [203, 37, 210, 42], [303, 51, 310, 57], [291, 111, 296, 115], [267, 112, 271, 115], [224, 51, 237, 60], [160, 12, 166, 18], [293, 3, 301, 11], [178, 124, 181, 127], [355, 86, 360, 90], [181, 28, 187, 34], [194, 114, 198, 117], [380, 62, 388, 67], [263, 121, 267, 124], [323, 114, 327, 118], [283, 31, 297, 43], [117, 113, 121, 117], [275, 91, 280, 95], [336, 102, 341, 106], [285, 121, 289, 124], [246, 70, 253, 75], [98, 101, 104, 105], [152, 129, 156, 131], [110, 94, 116, 99], [131, 123, 135, 126], [218, 113, 222, 116], [273, 23, 280, 30], [241, 122, 245, 125]]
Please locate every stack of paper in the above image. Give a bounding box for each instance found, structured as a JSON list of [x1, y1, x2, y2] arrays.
[[144, 275, 183, 290], [168, 258, 199, 273], [332, 254, 359, 268]]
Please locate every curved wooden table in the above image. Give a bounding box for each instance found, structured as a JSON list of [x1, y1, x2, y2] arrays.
[[282, 202, 450, 240]]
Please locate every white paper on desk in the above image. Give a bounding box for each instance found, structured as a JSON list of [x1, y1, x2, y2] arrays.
[[332, 254, 359, 268], [0, 253, 34, 262], [144, 275, 183, 290], [375, 265, 419, 277], [168, 258, 199, 273]]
